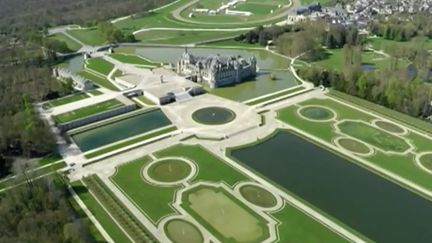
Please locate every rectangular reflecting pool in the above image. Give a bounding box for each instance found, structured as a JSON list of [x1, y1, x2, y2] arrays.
[[230, 131, 432, 243], [72, 109, 171, 152]]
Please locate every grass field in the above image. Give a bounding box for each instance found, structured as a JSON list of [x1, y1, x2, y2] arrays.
[[239, 185, 277, 208], [164, 219, 203, 243], [54, 99, 123, 123], [109, 53, 157, 66], [43, 93, 89, 109], [110, 144, 347, 242], [67, 28, 106, 46], [182, 185, 269, 242], [135, 30, 245, 45], [147, 159, 191, 182], [71, 181, 132, 243], [337, 121, 410, 152], [86, 58, 115, 76], [78, 70, 119, 91], [277, 97, 432, 193], [310, 48, 394, 71], [48, 33, 82, 52], [329, 90, 432, 136]]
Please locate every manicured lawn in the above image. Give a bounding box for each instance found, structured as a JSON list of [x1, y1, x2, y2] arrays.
[[78, 70, 119, 91], [274, 202, 347, 242], [310, 48, 393, 71], [337, 121, 411, 153], [48, 33, 82, 52], [111, 156, 178, 222], [147, 159, 191, 182], [67, 28, 106, 46], [239, 185, 277, 208], [43, 93, 89, 109], [329, 90, 432, 136], [71, 181, 132, 243], [54, 99, 124, 124], [277, 97, 432, 193], [111, 143, 347, 242], [182, 185, 269, 242], [135, 30, 245, 45], [200, 39, 263, 48], [154, 145, 248, 185], [109, 53, 157, 66], [86, 58, 115, 76]]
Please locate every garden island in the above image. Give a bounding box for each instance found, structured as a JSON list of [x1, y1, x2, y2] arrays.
[[1, 0, 432, 242]]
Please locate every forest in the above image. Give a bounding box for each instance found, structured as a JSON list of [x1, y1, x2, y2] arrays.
[[0, 0, 172, 176], [236, 19, 432, 120]]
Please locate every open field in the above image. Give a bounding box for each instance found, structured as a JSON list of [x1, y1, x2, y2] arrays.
[[42, 93, 89, 109], [135, 30, 245, 45], [48, 33, 82, 51], [110, 144, 347, 242], [54, 99, 124, 123], [309, 48, 396, 71], [277, 97, 432, 193], [78, 70, 119, 91], [67, 28, 106, 46], [86, 58, 115, 76]]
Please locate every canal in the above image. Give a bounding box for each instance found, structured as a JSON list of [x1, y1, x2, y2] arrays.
[[72, 109, 171, 152], [230, 131, 432, 243]]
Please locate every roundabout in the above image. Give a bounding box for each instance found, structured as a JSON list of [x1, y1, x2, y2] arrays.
[[192, 106, 236, 125], [143, 158, 196, 186], [164, 218, 204, 243], [298, 106, 336, 122]]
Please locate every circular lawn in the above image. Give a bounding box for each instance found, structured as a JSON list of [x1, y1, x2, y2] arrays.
[[147, 159, 192, 183], [239, 185, 277, 208], [337, 138, 372, 155], [165, 219, 204, 243], [419, 154, 432, 172], [299, 106, 335, 121]]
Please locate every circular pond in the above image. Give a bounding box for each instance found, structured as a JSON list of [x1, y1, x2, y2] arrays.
[[374, 120, 406, 134], [164, 219, 204, 243], [147, 159, 192, 183], [192, 107, 236, 125], [299, 106, 335, 121], [336, 138, 372, 155], [418, 153, 432, 172], [239, 185, 277, 208]]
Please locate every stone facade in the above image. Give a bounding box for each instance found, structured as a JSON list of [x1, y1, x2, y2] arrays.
[[176, 49, 257, 88]]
